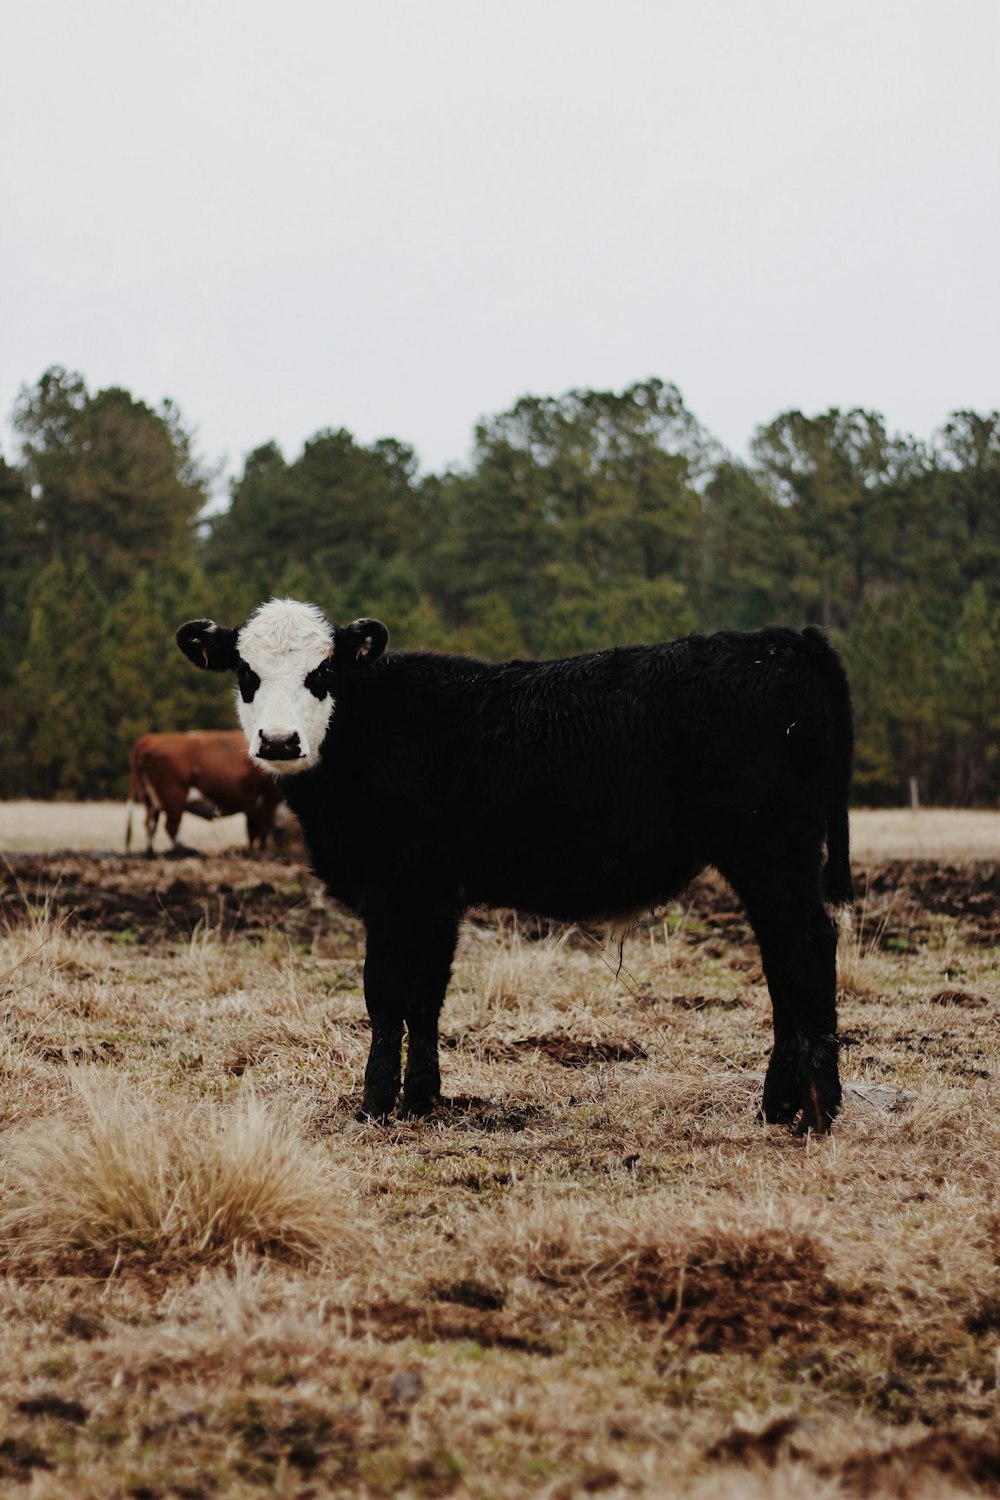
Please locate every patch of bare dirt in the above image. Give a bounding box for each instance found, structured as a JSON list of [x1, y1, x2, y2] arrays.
[[430, 1096, 552, 1133], [4, 853, 999, 954], [0, 852, 363, 951], [857, 861, 1000, 948], [621, 1230, 870, 1355], [482, 1033, 649, 1067], [359, 1297, 554, 1355], [831, 1431, 1000, 1496], [706, 1415, 807, 1467], [472, 862, 1000, 950], [930, 989, 991, 1008], [651, 994, 748, 1011]]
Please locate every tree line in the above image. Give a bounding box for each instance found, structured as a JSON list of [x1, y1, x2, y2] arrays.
[[2, 365, 998, 806]]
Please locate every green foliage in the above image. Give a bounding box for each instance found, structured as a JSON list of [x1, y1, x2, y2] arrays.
[[429, 380, 709, 654], [946, 583, 1000, 803], [465, 592, 526, 660], [0, 456, 40, 693], [0, 368, 214, 797], [14, 557, 110, 798], [1, 366, 998, 805], [932, 412, 1000, 594], [542, 566, 696, 657], [843, 597, 948, 805], [751, 408, 905, 629], [204, 428, 433, 606], [700, 462, 797, 629], [13, 366, 208, 595], [98, 566, 234, 794]]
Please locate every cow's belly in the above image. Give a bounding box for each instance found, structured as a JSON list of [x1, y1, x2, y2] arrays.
[[461, 818, 700, 924], [287, 780, 701, 924]]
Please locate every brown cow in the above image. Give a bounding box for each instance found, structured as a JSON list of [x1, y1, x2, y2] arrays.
[[125, 731, 283, 856]]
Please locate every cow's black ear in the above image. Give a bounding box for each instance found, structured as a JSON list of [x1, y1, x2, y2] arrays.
[[333, 618, 388, 669], [176, 619, 239, 672]]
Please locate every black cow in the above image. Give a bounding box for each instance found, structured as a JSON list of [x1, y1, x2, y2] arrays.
[[177, 598, 854, 1133]]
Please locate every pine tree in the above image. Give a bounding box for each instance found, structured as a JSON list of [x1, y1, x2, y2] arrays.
[[946, 583, 1000, 803], [14, 558, 111, 798], [13, 367, 208, 596], [844, 596, 948, 805]]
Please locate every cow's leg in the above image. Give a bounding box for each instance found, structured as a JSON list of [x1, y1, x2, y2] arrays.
[[718, 857, 842, 1134], [756, 902, 840, 1134], [144, 803, 159, 857], [360, 902, 459, 1121], [162, 787, 194, 853]]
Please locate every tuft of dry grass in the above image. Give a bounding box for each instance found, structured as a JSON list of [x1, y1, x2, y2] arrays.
[[0, 1070, 367, 1267], [836, 881, 894, 999]]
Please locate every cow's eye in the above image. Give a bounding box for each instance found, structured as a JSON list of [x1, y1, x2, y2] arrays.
[[237, 660, 260, 703], [304, 661, 330, 700]]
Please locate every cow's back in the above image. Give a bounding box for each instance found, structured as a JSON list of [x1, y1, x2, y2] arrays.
[[287, 628, 847, 922]]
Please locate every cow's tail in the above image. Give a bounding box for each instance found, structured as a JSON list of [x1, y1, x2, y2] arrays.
[[802, 626, 854, 912]]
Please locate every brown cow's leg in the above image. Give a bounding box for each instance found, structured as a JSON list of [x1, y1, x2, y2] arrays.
[[162, 786, 193, 854], [144, 804, 159, 858]]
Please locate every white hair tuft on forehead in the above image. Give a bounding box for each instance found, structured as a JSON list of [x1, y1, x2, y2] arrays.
[[239, 598, 333, 658]]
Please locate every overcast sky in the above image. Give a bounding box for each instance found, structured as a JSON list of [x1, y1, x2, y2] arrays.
[[2, 0, 997, 495]]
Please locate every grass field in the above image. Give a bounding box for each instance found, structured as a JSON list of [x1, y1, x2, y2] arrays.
[[2, 807, 1000, 1496]]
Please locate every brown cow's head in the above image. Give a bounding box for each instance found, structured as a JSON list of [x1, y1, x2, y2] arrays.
[[177, 599, 387, 773]]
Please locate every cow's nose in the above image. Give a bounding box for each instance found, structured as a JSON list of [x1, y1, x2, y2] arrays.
[[257, 730, 302, 761]]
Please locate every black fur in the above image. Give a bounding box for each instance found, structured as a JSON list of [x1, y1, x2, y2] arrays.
[[177, 616, 854, 1134], [236, 659, 260, 703]]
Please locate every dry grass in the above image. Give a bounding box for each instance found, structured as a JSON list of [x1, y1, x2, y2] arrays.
[[0, 1070, 366, 1267], [3, 812, 1000, 1494]]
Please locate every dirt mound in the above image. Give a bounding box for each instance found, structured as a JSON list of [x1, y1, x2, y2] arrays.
[[832, 1431, 1000, 1496], [622, 1229, 868, 1355]]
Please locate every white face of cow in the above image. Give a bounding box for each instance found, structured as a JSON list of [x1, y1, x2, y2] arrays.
[[176, 598, 389, 777], [235, 600, 336, 774]]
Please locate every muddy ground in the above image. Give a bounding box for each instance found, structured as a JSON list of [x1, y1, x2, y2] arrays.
[[3, 848, 998, 953]]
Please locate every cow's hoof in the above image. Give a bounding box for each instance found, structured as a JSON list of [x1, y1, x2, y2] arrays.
[[357, 1093, 398, 1123], [757, 1094, 799, 1127], [761, 1034, 840, 1134], [759, 1050, 800, 1125], [399, 1091, 440, 1119], [758, 1088, 839, 1135], [795, 1080, 841, 1136]]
